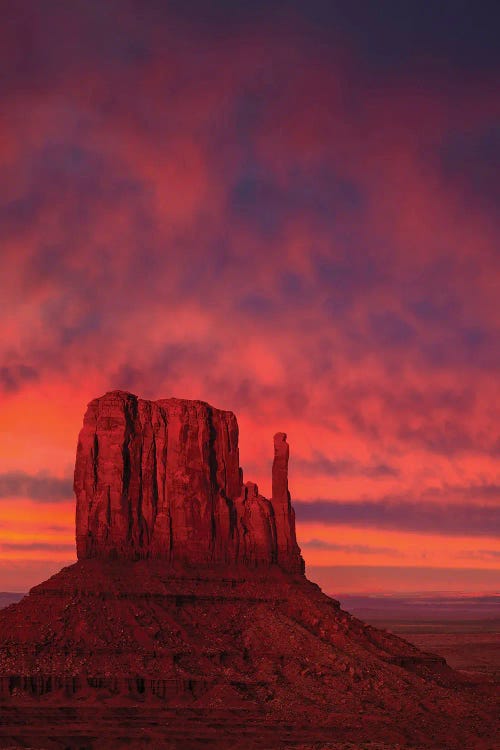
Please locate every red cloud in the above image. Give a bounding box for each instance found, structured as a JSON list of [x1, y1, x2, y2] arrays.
[[1, 2, 498, 590]]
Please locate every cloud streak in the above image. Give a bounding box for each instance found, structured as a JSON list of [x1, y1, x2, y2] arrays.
[[1, 542, 75, 553], [301, 539, 403, 556], [295, 453, 399, 478], [295, 497, 500, 537], [0, 473, 73, 502]]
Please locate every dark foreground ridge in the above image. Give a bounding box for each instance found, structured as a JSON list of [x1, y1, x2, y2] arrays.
[[0, 392, 497, 749]]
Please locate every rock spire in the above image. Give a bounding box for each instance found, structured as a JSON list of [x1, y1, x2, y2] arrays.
[[272, 432, 301, 564]]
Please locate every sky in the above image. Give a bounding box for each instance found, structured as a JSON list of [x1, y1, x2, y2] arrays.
[[1, 0, 499, 594]]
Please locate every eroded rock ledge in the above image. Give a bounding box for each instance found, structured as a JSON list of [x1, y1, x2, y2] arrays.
[[74, 391, 304, 572]]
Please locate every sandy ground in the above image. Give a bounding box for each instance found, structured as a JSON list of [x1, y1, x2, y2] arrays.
[[375, 620, 499, 682]]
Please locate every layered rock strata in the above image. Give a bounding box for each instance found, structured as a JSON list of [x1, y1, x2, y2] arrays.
[[74, 391, 304, 572], [0, 560, 493, 750]]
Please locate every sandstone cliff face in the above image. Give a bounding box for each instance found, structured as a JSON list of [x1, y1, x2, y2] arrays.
[[74, 391, 304, 572]]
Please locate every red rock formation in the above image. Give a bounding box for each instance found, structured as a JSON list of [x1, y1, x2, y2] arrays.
[[74, 391, 304, 572], [272, 432, 303, 572], [0, 391, 497, 749]]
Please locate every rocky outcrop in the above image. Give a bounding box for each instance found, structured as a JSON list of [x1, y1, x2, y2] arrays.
[[74, 391, 304, 572], [1, 558, 491, 750], [0, 391, 496, 750], [272, 432, 302, 570]]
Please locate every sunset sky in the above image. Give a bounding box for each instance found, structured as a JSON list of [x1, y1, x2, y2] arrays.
[[1, 1, 499, 594]]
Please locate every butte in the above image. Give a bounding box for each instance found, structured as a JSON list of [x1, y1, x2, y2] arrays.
[[0, 391, 496, 749]]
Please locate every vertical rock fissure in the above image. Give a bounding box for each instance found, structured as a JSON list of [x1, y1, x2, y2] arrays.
[[106, 486, 111, 527], [207, 409, 219, 556], [122, 400, 135, 549], [92, 433, 99, 492], [151, 431, 158, 537], [137, 439, 144, 553], [122, 436, 132, 546]]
